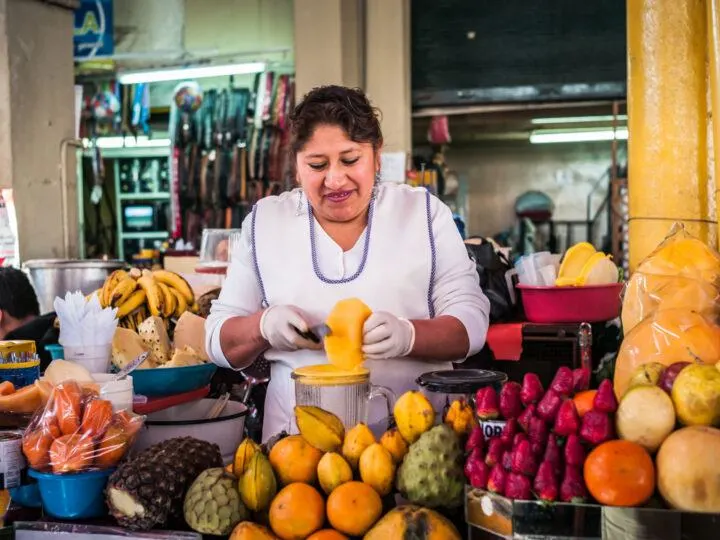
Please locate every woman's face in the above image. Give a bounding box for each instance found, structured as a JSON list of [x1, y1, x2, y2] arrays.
[[296, 124, 379, 224]]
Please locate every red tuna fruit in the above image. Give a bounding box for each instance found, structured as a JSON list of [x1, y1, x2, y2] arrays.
[[553, 400, 580, 437], [560, 465, 588, 503], [476, 386, 500, 420], [564, 434, 586, 467], [487, 463, 507, 495], [550, 366, 574, 396], [499, 382, 523, 420], [505, 472, 532, 500], [518, 404, 536, 432], [520, 373, 544, 406], [465, 425, 485, 453], [500, 418, 519, 447], [533, 460, 559, 502], [511, 440, 537, 476], [485, 438, 504, 468], [579, 409, 614, 446], [592, 379, 618, 414], [537, 390, 562, 423], [572, 367, 591, 393]]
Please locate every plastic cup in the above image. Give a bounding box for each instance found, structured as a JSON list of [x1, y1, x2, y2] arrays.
[[62, 344, 112, 374], [92, 374, 134, 412]]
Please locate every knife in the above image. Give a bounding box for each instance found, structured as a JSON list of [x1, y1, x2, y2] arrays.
[[292, 324, 332, 344]]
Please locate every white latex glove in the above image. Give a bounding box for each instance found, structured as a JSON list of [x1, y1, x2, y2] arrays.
[[260, 305, 323, 352], [362, 311, 416, 360]]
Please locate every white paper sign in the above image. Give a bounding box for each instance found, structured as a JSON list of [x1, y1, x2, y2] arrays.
[[380, 152, 407, 183]]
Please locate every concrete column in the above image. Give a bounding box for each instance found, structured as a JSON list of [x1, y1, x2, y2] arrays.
[[0, 0, 78, 261], [627, 0, 717, 269], [293, 0, 364, 98], [293, 0, 412, 158], [365, 0, 411, 155]]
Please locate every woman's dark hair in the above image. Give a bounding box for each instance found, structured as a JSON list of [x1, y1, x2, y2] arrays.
[[0, 267, 40, 319], [289, 85, 383, 154]]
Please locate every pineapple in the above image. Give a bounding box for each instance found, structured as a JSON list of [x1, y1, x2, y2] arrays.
[[106, 437, 223, 530]]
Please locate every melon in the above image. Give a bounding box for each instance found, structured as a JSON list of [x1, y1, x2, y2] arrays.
[[671, 364, 720, 427], [657, 426, 720, 512], [615, 385, 675, 453], [613, 309, 720, 399]]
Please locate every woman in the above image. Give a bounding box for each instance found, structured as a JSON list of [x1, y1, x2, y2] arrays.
[[206, 86, 490, 442]]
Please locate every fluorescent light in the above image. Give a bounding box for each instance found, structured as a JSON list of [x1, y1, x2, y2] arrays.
[[531, 115, 628, 125], [529, 128, 628, 144], [117, 62, 266, 85], [83, 136, 171, 149]]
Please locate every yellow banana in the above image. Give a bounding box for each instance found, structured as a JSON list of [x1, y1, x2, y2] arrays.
[[102, 269, 129, 307], [157, 282, 176, 318], [152, 270, 194, 303], [137, 272, 164, 317], [110, 277, 138, 307], [170, 288, 187, 318], [116, 289, 147, 319]]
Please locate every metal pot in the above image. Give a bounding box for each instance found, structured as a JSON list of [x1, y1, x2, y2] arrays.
[[23, 259, 126, 314]]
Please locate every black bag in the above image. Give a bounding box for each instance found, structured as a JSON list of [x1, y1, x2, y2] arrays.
[[465, 239, 516, 323]]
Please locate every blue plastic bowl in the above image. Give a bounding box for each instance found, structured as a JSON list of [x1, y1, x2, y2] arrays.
[[45, 344, 65, 360], [131, 362, 217, 397], [28, 468, 114, 519], [9, 481, 42, 508]]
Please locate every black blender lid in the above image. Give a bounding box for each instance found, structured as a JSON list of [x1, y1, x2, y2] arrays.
[[416, 369, 508, 394]]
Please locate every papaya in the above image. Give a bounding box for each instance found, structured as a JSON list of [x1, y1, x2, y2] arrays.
[[324, 298, 372, 370], [80, 399, 113, 438], [341, 423, 376, 470], [0, 381, 14, 396], [317, 452, 352, 495], [380, 428, 408, 463], [358, 443, 395, 496], [229, 521, 278, 539], [240, 453, 277, 512], [0, 382, 43, 414], [364, 505, 462, 540], [394, 391, 435, 444], [294, 406, 344, 452]]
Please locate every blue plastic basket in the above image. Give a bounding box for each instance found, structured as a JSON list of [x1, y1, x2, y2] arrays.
[[28, 468, 114, 520], [45, 344, 65, 360], [131, 362, 217, 397]]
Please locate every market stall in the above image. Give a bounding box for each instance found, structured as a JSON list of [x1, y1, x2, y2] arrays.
[[0, 221, 716, 540]]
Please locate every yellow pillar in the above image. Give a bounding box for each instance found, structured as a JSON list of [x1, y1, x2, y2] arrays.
[[627, 0, 716, 269], [709, 0, 720, 249]]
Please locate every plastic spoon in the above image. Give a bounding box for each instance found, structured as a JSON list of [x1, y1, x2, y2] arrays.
[[113, 352, 149, 381]]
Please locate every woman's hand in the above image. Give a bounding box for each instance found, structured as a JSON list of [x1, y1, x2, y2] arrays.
[[260, 305, 323, 351], [362, 312, 416, 360]]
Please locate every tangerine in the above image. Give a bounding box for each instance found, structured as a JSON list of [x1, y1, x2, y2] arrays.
[[326, 481, 382, 536], [584, 440, 655, 507], [269, 482, 324, 540], [307, 531, 348, 540], [572, 390, 597, 418], [268, 435, 323, 485]]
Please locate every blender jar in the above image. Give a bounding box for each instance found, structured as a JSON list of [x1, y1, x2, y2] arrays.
[[292, 365, 395, 432]]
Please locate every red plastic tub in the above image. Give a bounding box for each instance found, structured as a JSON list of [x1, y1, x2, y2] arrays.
[[517, 283, 624, 323]]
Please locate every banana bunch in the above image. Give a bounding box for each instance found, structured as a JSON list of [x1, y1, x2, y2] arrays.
[[90, 268, 198, 332]]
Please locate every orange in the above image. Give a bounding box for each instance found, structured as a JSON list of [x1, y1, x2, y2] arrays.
[[307, 531, 348, 540], [268, 435, 323, 485], [326, 481, 383, 536], [572, 390, 597, 418], [269, 483, 324, 540], [584, 440, 655, 507]]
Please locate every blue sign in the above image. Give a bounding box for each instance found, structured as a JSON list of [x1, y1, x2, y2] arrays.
[[74, 0, 113, 60]]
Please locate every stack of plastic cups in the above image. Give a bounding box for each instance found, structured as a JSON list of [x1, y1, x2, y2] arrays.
[[62, 344, 112, 374]]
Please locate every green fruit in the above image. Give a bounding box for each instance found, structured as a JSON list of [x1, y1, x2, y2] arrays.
[[184, 468, 248, 535], [396, 424, 465, 509], [106, 436, 223, 531]]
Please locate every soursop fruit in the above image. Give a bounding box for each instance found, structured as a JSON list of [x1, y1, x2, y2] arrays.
[[184, 468, 247, 535], [396, 424, 465, 508], [106, 436, 223, 530]]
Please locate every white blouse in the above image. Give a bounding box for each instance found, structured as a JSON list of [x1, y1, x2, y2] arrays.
[[205, 182, 490, 440]]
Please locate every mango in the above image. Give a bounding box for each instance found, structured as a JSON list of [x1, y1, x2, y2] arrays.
[[394, 391, 435, 444], [317, 452, 353, 495], [342, 423, 376, 470]]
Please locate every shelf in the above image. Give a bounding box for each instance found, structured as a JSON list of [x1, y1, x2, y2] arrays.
[[118, 193, 170, 200], [81, 146, 170, 159], [120, 231, 170, 240]]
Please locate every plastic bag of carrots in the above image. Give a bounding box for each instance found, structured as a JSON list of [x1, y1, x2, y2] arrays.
[[21, 380, 144, 473]]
